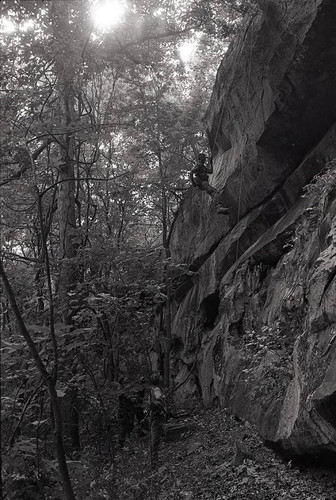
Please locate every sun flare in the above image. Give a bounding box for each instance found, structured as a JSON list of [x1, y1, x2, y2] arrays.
[[179, 40, 196, 64], [0, 18, 16, 33], [91, 0, 126, 31]]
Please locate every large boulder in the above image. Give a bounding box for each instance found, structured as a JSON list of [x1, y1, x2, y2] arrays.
[[169, 0, 336, 460]]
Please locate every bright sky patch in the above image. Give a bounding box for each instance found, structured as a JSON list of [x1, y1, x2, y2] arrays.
[[91, 0, 126, 31], [179, 39, 196, 64], [0, 18, 16, 33]]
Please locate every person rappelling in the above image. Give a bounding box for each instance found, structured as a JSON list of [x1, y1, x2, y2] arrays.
[[190, 153, 229, 215]]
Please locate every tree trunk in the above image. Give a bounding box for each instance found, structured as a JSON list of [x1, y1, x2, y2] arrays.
[[57, 80, 81, 449], [157, 147, 172, 389], [0, 261, 77, 500], [58, 81, 77, 325], [61, 389, 81, 451], [163, 248, 172, 389]]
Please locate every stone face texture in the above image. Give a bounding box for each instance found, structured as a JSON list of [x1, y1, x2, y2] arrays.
[[169, 0, 336, 459]]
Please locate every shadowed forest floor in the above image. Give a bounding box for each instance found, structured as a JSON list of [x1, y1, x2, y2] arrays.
[[81, 406, 336, 500]]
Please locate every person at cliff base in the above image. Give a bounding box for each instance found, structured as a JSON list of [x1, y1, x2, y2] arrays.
[[148, 373, 167, 468]]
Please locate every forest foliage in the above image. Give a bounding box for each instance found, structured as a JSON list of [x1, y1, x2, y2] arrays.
[[0, 1, 254, 498]]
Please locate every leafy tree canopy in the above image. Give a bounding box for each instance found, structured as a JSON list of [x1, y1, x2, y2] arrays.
[[0, 1, 253, 496]]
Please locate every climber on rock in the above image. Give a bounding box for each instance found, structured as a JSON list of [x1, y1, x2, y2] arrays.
[[190, 153, 229, 215]]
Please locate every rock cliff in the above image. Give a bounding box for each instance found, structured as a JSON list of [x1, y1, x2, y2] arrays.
[[169, 0, 336, 460]]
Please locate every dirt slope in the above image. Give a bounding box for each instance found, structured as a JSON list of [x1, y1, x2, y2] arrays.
[[109, 407, 336, 500]]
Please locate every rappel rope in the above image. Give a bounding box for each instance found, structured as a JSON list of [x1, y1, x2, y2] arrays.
[[207, 10, 257, 264], [235, 26, 254, 263]]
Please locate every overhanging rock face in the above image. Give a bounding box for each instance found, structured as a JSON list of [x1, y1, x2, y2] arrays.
[[169, 0, 336, 460]]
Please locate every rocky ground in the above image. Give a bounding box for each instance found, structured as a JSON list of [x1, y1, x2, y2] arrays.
[[84, 406, 336, 500]]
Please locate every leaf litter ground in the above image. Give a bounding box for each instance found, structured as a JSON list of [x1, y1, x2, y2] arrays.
[[86, 407, 336, 500]]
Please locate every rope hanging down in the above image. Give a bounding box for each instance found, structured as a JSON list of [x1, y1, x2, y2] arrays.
[[206, 10, 257, 263], [235, 24, 254, 263], [209, 9, 256, 157]]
